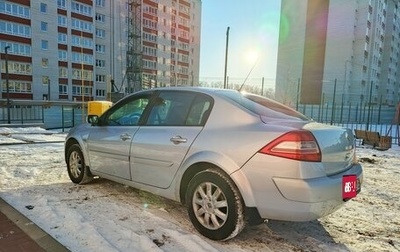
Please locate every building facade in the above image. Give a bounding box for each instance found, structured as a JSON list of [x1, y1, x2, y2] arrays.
[[276, 0, 400, 107], [0, 0, 201, 102]]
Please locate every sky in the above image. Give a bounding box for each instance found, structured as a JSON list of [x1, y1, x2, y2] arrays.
[[0, 127, 399, 251], [199, 0, 281, 87]]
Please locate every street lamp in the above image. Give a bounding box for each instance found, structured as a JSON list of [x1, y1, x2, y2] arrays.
[[5, 46, 11, 124], [223, 26, 230, 89]]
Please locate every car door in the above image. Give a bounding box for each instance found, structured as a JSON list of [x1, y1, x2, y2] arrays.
[[130, 91, 213, 188], [87, 93, 152, 180]]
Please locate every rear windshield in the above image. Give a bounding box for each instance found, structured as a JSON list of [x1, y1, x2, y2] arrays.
[[219, 90, 309, 121]]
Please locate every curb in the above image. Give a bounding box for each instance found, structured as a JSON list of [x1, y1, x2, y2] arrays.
[[0, 198, 69, 252]]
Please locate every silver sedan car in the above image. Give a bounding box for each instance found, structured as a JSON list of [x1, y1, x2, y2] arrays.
[[64, 87, 363, 241]]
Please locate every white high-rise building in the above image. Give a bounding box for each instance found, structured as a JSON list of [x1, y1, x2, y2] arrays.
[[0, 0, 202, 102], [276, 0, 400, 107]]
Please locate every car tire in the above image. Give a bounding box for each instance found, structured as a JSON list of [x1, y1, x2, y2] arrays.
[[66, 144, 93, 184], [186, 168, 245, 240]]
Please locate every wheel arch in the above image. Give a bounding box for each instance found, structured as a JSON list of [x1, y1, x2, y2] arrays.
[[178, 152, 257, 208], [65, 137, 89, 168]]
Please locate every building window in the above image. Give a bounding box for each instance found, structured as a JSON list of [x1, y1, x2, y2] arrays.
[[58, 50, 67, 61], [96, 74, 106, 82], [40, 3, 47, 13], [96, 89, 105, 97], [95, 28, 105, 38], [58, 15, 67, 26], [0, 21, 31, 37], [95, 0, 105, 7], [58, 0, 66, 9], [71, 19, 93, 32], [71, 1, 92, 16], [0, 2, 30, 18], [95, 59, 106, 68], [71, 35, 93, 48], [72, 86, 81, 95], [59, 67, 68, 78], [71, 52, 93, 64], [95, 44, 106, 53], [1, 61, 32, 75], [58, 33, 67, 43], [41, 40, 48, 50], [42, 75, 49, 85], [41, 22, 48, 32], [42, 58, 48, 68], [59, 84, 68, 94], [1, 80, 32, 93], [95, 13, 105, 22]]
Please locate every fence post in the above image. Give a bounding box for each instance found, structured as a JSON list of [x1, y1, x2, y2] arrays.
[[21, 106, 24, 124], [42, 106, 45, 124], [62, 105, 65, 132], [319, 93, 324, 122], [296, 78, 300, 111], [366, 81, 373, 131], [330, 79, 337, 125]]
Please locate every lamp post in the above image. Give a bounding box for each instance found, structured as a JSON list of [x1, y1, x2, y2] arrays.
[[223, 26, 230, 89], [5, 46, 11, 124]]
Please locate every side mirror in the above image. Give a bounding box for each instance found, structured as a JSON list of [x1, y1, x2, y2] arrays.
[[87, 115, 99, 125]]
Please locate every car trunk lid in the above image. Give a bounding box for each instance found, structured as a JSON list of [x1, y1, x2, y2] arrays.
[[303, 122, 355, 175]]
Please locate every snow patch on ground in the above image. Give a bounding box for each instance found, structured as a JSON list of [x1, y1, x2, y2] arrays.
[[1, 127, 399, 251]]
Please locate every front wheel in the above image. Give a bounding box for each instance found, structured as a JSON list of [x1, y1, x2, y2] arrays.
[[186, 168, 245, 240], [66, 144, 93, 184]]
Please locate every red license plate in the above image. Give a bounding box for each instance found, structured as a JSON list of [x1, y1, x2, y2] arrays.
[[342, 175, 357, 199]]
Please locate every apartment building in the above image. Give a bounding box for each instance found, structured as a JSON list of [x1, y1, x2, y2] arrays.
[[0, 0, 201, 102], [276, 0, 400, 107]]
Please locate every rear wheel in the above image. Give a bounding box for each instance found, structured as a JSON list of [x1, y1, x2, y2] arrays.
[[186, 168, 245, 240], [66, 144, 93, 184]]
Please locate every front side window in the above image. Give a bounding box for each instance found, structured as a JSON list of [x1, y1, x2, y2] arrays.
[[105, 96, 151, 126]]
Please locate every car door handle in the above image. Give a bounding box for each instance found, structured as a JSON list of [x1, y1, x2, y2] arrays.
[[170, 135, 187, 144], [120, 133, 132, 141]]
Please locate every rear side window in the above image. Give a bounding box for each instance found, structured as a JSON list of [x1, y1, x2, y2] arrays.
[[220, 90, 309, 121], [186, 95, 212, 126], [145, 91, 213, 126]]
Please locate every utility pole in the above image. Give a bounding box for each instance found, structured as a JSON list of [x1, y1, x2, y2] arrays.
[[223, 27, 230, 89], [5, 46, 11, 124]]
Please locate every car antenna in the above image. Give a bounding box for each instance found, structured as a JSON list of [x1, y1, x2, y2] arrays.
[[238, 59, 258, 92]]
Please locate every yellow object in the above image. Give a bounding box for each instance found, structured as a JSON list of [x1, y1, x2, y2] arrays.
[[88, 101, 112, 116]]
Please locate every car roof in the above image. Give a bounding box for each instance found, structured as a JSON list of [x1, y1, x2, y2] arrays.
[[135, 86, 241, 98]]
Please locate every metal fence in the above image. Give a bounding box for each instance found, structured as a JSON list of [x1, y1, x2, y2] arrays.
[[296, 98, 400, 146], [1, 97, 399, 146], [0, 100, 85, 131]]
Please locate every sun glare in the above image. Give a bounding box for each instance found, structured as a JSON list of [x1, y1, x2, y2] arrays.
[[245, 49, 259, 64]]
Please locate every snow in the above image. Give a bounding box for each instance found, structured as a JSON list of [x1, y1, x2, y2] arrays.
[[1, 127, 399, 251]]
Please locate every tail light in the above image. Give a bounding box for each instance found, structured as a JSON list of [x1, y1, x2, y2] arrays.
[[259, 130, 321, 162]]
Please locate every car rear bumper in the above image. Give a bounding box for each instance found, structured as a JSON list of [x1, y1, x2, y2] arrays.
[[233, 159, 363, 221], [272, 162, 363, 203]]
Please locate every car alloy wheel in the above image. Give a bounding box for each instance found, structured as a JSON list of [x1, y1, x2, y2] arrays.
[[67, 144, 92, 184], [186, 168, 245, 240]]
